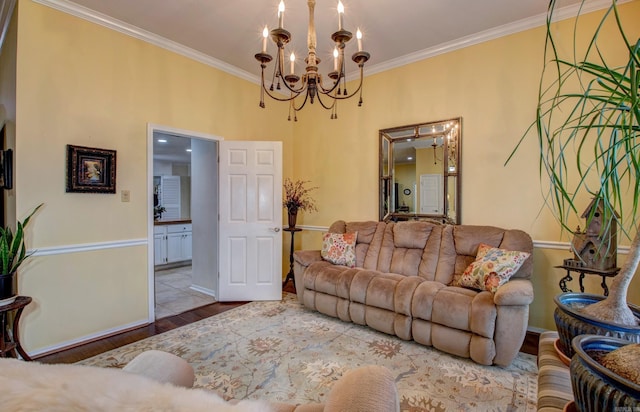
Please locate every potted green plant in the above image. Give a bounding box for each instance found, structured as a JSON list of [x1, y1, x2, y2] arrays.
[[509, 0, 639, 408], [0, 204, 43, 303], [153, 205, 166, 221], [283, 178, 318, 229]]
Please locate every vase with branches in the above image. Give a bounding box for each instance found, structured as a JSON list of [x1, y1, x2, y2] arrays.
[[283, 178, 318, 228]]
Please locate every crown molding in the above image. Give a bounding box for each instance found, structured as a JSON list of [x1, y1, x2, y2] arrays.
[[27, 0, 634, 85], [30, 0, 260, 84], [361, 0, 632, 77]]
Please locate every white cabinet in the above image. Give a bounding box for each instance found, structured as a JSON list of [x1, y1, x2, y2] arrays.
[[154, 224, 192, 265], [154, 226, 167, 265]]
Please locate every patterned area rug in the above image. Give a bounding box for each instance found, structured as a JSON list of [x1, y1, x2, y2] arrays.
[[79, 294, 538, 411]]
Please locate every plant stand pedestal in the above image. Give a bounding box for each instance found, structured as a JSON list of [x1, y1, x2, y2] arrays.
[[282, 228, 302, 289], [0, 295, 32, 361], [555, 264, 620, 296]]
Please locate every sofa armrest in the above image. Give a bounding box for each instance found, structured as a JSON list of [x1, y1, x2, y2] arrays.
[[293, 250, 323, 300], [493, 278, 534, 306], [293, 250, 323, 267], [324, 365, 399, 412]]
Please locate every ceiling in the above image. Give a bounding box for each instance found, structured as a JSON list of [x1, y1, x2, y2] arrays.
[[61, 0, 593, 80], [153, 132, 192, 164]]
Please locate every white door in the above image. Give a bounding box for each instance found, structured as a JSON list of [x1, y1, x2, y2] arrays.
[[420, 174, 443, 214], [219, 141, 283, 301]]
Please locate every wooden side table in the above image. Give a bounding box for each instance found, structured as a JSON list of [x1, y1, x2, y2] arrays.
[[555, 265, 620, 296], [282, 228, 302, 288], [0, 295, 32, 360]]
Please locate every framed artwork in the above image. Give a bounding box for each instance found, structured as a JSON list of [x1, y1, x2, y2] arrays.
[[66, 145, 116, 193]]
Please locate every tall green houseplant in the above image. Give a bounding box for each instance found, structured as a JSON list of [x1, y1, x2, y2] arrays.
[[510, 0, 639, 325], [0, 204, 43, 299]]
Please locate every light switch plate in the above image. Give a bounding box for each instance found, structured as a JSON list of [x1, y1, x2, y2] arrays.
[[121, 190, 130, 202]]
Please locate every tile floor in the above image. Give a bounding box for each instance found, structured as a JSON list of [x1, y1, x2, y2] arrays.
[[154, 265, 216, 319]]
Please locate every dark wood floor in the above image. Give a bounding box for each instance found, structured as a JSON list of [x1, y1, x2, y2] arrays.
[[36, 300, 250, 364], [36, 281, 537, 364]]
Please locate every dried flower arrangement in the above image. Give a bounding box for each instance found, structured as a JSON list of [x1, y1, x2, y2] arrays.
[[283, 178, 318, 213]]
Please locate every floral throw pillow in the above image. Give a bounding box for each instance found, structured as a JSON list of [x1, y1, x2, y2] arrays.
[[321, 232, 358, 268], [459, 243, 530, 293]]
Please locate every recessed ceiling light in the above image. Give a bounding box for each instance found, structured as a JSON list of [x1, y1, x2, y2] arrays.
[[157, 139, 167, 143], [186, 149, 192, 152], [407, 156, 413, 161]]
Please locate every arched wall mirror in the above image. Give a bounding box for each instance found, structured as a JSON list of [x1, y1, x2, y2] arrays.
[[379, 117, 461, 224]]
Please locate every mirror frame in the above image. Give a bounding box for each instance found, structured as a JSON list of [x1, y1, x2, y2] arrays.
[[379, 117, 462, 224]]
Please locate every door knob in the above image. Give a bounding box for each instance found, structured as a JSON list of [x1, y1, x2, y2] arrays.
[[272, 227, 281, 232]]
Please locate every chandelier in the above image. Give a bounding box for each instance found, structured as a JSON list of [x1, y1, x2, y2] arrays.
[[254, 0, 370, 121]]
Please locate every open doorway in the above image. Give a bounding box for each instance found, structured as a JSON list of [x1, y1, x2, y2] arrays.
[[148, 125, 221, 320]]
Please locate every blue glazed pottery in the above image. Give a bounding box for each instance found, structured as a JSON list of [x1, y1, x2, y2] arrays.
[[554, 293, 640, 358], [571, 335, 640, 411]]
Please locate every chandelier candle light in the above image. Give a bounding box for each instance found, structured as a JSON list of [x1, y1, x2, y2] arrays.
[[255, 0, 370, 121]]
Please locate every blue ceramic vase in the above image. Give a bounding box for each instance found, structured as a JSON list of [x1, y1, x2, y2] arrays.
[[554, 293, 640, 358], [571, 335, 640, 411]]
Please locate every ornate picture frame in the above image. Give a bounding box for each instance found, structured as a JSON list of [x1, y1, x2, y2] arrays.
[[66, 145, 116, 193]]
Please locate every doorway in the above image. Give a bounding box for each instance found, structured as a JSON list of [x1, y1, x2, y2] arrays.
[[147, 124, 221, 321]]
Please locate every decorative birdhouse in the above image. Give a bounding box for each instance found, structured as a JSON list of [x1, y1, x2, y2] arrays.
[[564, 198, 618, 270]]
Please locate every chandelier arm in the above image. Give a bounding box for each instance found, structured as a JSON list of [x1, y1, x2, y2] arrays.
[[292, 91, 311, 112], [261, 80, 303, 102], [314, 90, 337, 110], [322, 67, 365, 100]]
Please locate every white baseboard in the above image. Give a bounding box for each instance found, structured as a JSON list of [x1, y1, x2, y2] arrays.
[[29, 318, 150, 358], [189, 284, 216, 298]]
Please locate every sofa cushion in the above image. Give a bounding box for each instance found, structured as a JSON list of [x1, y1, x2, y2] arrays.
[[431, 287, 476, 331], [429, 287, 497, 339], [377, 222, 440, 277], [437, 225, 534, 286], [321, 232, 358, 267], [411, 280, 447, 321], [364, 272, 405, 311], [458, 243, 530, 293], [332, 221, 386, 269]]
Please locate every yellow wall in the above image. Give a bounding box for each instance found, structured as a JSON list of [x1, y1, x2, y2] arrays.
[[292, 1, 640, 331], [3, 0, 639, 353], [11, 1, 293, 353]]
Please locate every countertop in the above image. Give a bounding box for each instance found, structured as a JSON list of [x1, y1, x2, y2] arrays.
[[154, 219, 192, 226]]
